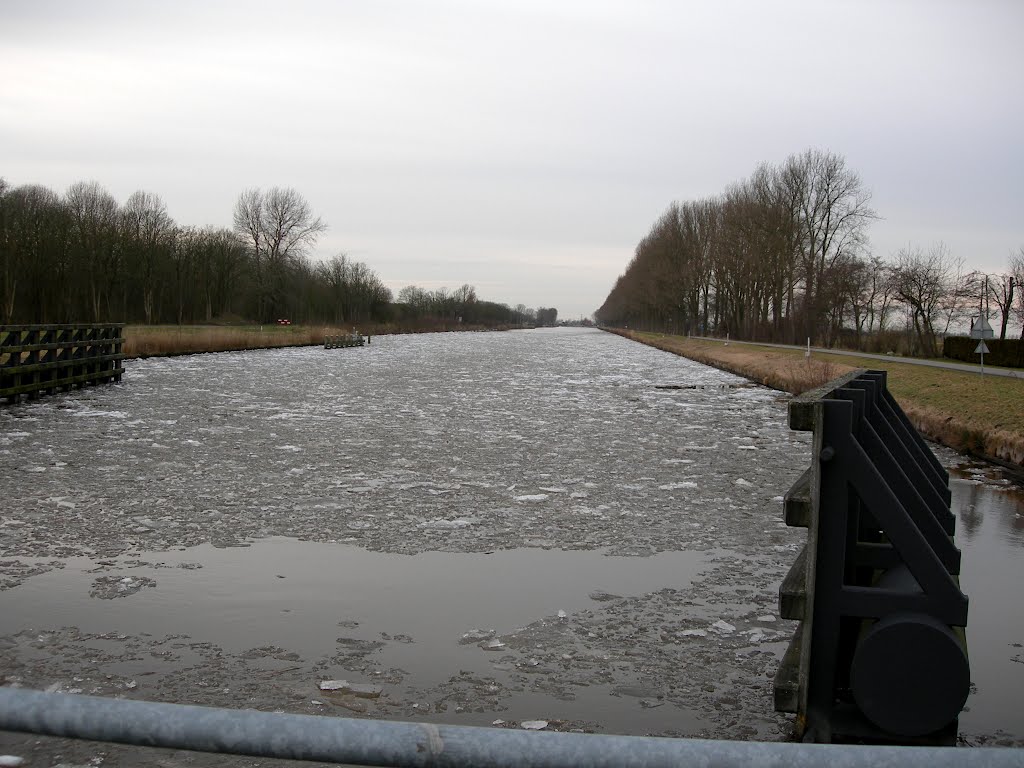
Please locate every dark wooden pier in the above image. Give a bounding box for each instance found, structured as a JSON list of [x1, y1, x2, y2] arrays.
[[324, 333, 369, 349], [1, 324, 125, 403]]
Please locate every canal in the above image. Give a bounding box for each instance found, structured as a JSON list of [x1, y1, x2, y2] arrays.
[[0, 327, 1020, 764]]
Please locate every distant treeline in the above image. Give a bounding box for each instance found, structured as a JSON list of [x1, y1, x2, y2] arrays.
[[0, 179, 555, 329], [595, 149, 1023, 356]]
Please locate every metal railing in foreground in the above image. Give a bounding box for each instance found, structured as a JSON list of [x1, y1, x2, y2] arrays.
[[1, 689, 1020, 768]]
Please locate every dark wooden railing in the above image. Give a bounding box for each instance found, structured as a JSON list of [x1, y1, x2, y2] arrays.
[[324, 333, 368, 349], [774, 369, 968, 745], [1, 324, 125, 403]]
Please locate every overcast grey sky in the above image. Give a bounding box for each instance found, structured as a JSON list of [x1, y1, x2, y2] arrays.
[[2, 0, 1022, 319]]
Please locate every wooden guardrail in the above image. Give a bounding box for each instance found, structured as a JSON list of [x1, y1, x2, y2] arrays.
[[774, 369, 969, 745], [1, 324, 125, 403]]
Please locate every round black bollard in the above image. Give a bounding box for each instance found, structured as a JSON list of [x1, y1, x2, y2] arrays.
[[850, 610, 970, 737]]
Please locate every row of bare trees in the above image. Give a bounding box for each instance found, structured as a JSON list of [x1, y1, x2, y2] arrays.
[[1, 179, 549, 328], [0, 178, 393, 325], [595, 149, 1024, 353], [393, 284, 546, 327]]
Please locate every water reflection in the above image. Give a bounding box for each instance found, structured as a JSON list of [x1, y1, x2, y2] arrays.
[[951, 469, 1024, 549], [948, 465, 1024, 743]]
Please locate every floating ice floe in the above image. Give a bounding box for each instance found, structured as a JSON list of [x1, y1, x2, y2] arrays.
[[318, 680, 383, 698], [0, 755, 26, 767], [710, 620, 736, 634], [680, 629, 708, 637], [658, 482, 697, 490], [556, 609, 567, 619], [459, 628, 495, 645], [482, 639, 506, 650], [733, 478, 752, 486], [418, 517, 474, 529], [521, 720, 548, 730], [72, 409, 128, 419], [757, 615, 777, 623], [514, 494, 549, 502]]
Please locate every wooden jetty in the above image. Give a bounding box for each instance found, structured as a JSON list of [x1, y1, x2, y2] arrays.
[[1, 324, 125, 403]]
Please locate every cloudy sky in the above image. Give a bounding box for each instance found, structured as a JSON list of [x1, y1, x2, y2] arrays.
[[2, 0, 1022, 319]]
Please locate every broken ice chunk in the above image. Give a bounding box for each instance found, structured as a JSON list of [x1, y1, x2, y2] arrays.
[[520, 720, 548, 730], [318, 679, 349, 691], [317, 680, 383, 698], [459, 629, 496, 645], [710, 620, 736, 634]]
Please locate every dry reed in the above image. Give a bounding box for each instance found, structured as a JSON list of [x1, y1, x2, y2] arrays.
[[123, 326, 334, 358]]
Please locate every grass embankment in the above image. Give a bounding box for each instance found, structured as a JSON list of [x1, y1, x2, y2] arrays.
[[611, 329, 1024, 470]]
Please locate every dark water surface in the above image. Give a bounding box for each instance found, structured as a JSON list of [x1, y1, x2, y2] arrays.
[[948, 465, 1024, 744], [0, 327, 1021, 765]]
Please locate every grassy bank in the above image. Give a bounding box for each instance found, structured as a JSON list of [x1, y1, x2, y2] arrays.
[[610, 329, 1024, 470]]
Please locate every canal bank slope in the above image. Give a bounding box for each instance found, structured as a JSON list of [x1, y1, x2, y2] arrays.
[[607, 329, 1024, 473]]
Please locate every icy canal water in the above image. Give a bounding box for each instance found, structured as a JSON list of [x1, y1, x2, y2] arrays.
[[0, 327, 1021, 765]]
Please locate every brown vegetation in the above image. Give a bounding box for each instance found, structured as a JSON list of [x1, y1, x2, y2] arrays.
[[613, 329, 1024, 470], [123, 325, 329, 358], [122, 321, 523, 358], [613, 329, 854, 394]]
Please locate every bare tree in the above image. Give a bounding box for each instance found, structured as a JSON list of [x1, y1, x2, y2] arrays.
[[66, 181, 120, 321], [891, 243, 960, 357], [196, 228, 245, 322], [984, 269, 1016, 341], [121, 190, 174, 324], [780, 149, 878, 344], [1012, 247, 1024, 339], [0, 178, 15, 322], [233, 187, 326, 321]]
